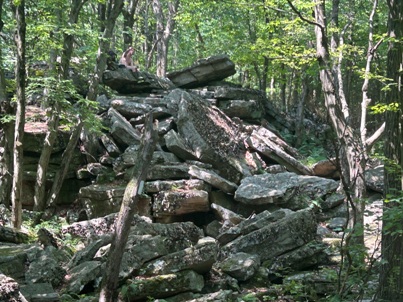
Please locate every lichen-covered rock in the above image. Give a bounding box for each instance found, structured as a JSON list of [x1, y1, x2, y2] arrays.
[[218, 252, 260, 281], [221, 208, 317, 262], [167, 55, 236, 88], [120, 270, 204, 301], [234, 172, 338, 207], [64, 261, 103, 295], [140, 237, 218, 276], [0, 274, 27, 302], [0, 245, 30, 280], [26, 252, 66, 287]]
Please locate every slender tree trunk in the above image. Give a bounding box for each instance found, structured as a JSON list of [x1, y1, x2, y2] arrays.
[[122, 0, 139, 49], [87, 0, 124, 102], [34, 0, 87, 212], [152, 0, 179, 77], [0, 0, 13, 207], [99, 114, 157, 302], [11, 0, 26, 229], [379, 0, 403, 299], [310, 0, 367, 247]]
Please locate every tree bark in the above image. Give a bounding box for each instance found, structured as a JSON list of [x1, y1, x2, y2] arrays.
[[99, 113, 157, 302], [11, 0, 26, 229], [45, 120, 83, 211], [379, 0, 403, 299], [122, 0, 140, 49], [152, 0, 179, 77], [87, 0, 124, 102], [0, 0, 13, 207]]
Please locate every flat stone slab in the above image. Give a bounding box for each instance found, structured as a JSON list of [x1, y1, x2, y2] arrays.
[[167, 55, 236, 88]]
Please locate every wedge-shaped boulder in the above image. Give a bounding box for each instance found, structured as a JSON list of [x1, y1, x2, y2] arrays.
[[234, 172, 338, 206], [121, 270, 204, 301], [140, 237, 218, 276], [167, 54, 236, 88], [108, 108, 141, 148], [247, 131, 312, 175], [188, 165, 238, 194], [103, 69, 175, 93], [221, 208, 317, 262], [164, 129, 198, 161], [153, 189, 210, 217], [172, 89, 254, 183]]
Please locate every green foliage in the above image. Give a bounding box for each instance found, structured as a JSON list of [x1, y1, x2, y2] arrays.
[[370, 102, 399, 114]]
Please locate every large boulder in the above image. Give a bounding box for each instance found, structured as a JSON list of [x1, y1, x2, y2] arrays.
[[103, 69, 175, 94], [169, 89, 255, 183], [234, 172, 338, 209], [220, 208, 317, 262], [167, 55, 236, 88]]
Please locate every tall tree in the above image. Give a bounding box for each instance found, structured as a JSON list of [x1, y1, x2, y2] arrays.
[[152, 0, 179, 77], [0, 0, 13, 207], [87, 0, 124, 101], [11, 0, 26, 229], [379, 0, 403, 299]]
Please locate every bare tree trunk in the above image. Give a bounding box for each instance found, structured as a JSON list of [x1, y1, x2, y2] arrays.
[[122, 0, 140, 49], [99, 114, 157, 302], [45, 121, 83, 212], [87, 0, 124, 102], [379, 0, 403, 299], [11, 0, 26, 229], [0, 0, 13, 207], [152, 0, 179, 77]]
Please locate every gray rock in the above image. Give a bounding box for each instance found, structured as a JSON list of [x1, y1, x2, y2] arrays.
[[210, 203, 244, 225], [218, 99, 263, 121], [267, 241, 329, 276], [64, 261, 103, 295], [121, 270, 204, 301], [25, 251, 66, 287], [218, 252, 260, 281], [140, 237, 218, 276], [167, 54, 236, 88], [234, 172, 338, 206], [20, 283, 59, 302], [103, 69, 175, 93], [107, 107, 141, 148], [164, 129, 198, 161], [0, 245, 30, 280], [188, 165, 238, 194], [0, 274, 28, 302], [173, 89, 253, 183], [221, 208, 317, 262], [153, 189, 210, 217], [365, 165, 383, 193], [145, 179, 210, 194]]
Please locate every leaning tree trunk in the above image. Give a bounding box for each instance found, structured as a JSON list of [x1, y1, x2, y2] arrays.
[[34, 0, 87, 212], [312, 0, 367, 239], [99, 114, 157, 302], [379, 0, 403, 299], [11, 0, 26, 229]]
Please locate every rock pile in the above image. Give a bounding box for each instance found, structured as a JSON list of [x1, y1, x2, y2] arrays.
[[0, 55, 383, 301]]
